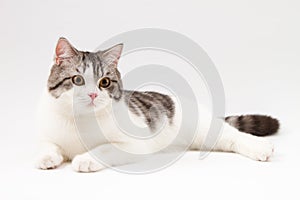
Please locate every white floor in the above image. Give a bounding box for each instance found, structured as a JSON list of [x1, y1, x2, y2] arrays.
[[1, 0, 300, 199], [1, 131, 299, 200]]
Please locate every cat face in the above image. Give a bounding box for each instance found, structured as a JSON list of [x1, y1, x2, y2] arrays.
[[47, 37, 123, 112]]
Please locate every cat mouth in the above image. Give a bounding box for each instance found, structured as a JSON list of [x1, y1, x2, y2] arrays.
[[88, 102, 96, 107]]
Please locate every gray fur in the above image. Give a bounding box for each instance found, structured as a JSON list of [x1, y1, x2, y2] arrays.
[[48, 50, 122, 100], [225, 115, 280, 136]]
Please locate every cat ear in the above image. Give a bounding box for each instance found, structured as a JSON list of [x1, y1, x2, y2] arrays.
[[55, 37, 78, 65], [101, 43, 123, 67]]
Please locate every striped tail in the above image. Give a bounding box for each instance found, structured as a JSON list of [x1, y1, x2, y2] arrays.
[[225, 115, 280, 136]]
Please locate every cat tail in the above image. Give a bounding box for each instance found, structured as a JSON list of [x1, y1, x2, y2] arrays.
[[225, 115, 280, 136]]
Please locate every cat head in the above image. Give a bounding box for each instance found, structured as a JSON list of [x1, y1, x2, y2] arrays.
[[47, 37, 123, 112]]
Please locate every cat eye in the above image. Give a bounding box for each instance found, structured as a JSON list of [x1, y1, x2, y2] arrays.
[[98, 77, 111, 88], [72, 75, 85, 86]]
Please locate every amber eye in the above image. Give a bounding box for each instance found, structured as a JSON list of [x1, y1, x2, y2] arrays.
[[98, 77, 111, 88], [72, 75, 85, 86]]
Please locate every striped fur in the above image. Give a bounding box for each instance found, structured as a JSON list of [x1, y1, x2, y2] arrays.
[[123, 90, 175, 131], [225, 115, 280, 136]]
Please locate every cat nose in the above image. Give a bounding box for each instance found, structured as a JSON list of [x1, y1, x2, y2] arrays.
[[88, 93, 98, 100]]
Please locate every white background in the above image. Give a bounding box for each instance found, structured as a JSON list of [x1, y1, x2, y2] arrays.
[[1, 0, 299, 199]]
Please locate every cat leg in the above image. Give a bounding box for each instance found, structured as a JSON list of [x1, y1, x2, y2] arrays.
[[35, 142, 65, 169], [212, 123, 274, 161], [72, 143, 143, 173]]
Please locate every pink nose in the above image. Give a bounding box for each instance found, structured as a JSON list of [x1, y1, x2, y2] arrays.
[[88, 93, 98, 100]]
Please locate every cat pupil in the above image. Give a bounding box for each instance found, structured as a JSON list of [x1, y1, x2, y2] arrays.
[[75, 77, 81, 83]]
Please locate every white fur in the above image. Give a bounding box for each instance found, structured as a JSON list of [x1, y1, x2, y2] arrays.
[[36, 88, 274, 172]]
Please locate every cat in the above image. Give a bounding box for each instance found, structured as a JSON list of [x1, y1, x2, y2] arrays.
[[35, 37, 279, 172]]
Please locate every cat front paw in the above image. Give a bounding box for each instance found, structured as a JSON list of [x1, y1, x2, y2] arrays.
[[72, 154, 105, 173], [35, 152, 64, 169]]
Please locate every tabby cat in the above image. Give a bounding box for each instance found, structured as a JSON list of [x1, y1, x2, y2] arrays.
[[35, 38, 279, 172]]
